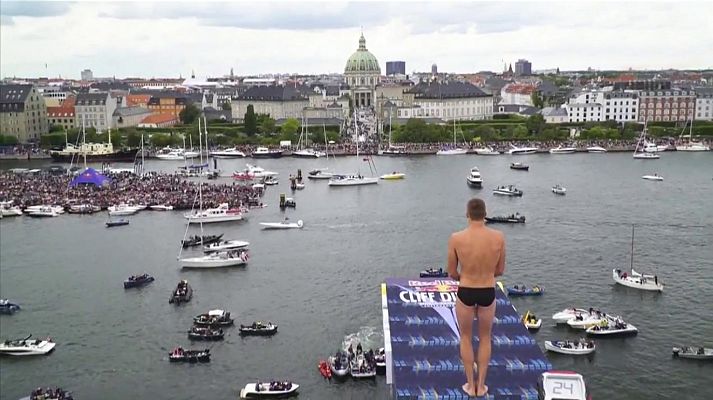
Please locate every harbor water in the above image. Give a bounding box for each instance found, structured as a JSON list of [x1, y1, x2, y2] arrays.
[[1, 152, 712, 399]]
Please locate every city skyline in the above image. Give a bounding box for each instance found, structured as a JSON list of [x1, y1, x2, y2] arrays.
[[1, 1, 713, 79]]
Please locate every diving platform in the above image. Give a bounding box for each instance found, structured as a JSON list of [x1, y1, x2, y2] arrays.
[[381, 278, 551, 399]]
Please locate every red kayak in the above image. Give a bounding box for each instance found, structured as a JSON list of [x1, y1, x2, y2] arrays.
[[318, 360, 332, 379]]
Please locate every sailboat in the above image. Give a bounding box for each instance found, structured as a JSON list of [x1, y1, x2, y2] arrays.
[[612, 225, 663, 291], [436, 120, 468, 155], [294, 116, 326, 158], [633, 121, 660, 159], [675, 119, 710, 152], [308, 124, 335, 179], [382, 112, 409, 156], [50, 118, 138, 162], [328, 110, 379, 186]]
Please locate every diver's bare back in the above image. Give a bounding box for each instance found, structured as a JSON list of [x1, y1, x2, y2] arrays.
[[452, 226, 504, 288]]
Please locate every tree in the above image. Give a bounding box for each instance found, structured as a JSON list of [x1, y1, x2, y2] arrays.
[[525, 114, 546, 135], [126, 130, 142, 148], [49, 124, 64, 133], [179, 104, 200, 125], [280, 118, 300, 141], [0, 135, 20, 145], [221, 101, 231, 111], [244, 104, 258, 135], [259, 115, 276, 135], [531, 91, 544, 108]]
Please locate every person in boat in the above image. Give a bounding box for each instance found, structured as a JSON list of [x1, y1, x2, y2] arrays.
[[698, 347, 705, 355], [448, 198, 504, 398], [356, 343, 363, 354]]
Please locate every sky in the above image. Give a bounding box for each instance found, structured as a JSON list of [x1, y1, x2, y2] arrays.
[[1, 0, 712, 79]]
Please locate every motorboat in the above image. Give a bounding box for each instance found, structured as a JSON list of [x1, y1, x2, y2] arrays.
[[475, 146, 500, 155], [328, 351, 351, 377], [0, 299, 21, 314], [307, 168, 333, 180], [169, 280, 192, 304], [485, 214, 525, 224], [493, 185, 523, 196], [0, 335, 56, 356], [633, 122, 660, 159], [24, 205, 64, 214], [587, 146, 608, 153], [181, 249, 249, 268], [419, 267, 448, 278], [252, 183, 265, 191], [510, 162, 529, 171], [328, 175, 379, 186], [644, 141, 664, 153], [633, 152, 660, 159], [375, 347, 386, 374], [551, 308, 590, 325], [293, 148, 326, 158], [613, 269, 663, 292], [349, 353, 377, 379], [67, 204, 100, 214], [263, 176, 279, 186], [318, 360, 332, 379], [544, 339, 596, 355], [294, 182, 305, 190], [549, 145, 577, 154], [239, 321, 278, 336], [382, 145, 409, 156], [672, 346, 713, 360], [642, 174, 664, 181], [203, 239, 249, 253], [156, 148, 186, 160], [279, 197, 297, 209], [523, 311, 542, 330], [188, 326, 224, 341], [586, 317, 638, 337], [539, 371, 588, 400], [210, 147, 246, 158], [123, 273, 154, 289], [508, 144, 538, 155], [251, 147, 283, 158], [380, 172, 406, 180], [260, 219, 304, 229], [23, 387, 74, 400], [552, 184, 567, 195], [184, 203, 243, 223], [194, 309, 234, 327], [239, 381, 299, 398], [108, 204, 141, 216], [106, 218, 129, 227], [566, 310, 608, 330], [183, 149, 200, 158], [436, 148, 468, 155], [507, 284, 544, 296], [168, 347, 210, 363], [149, 204, 174, 211], [466, 167, 483, 188], [26, 206, 60, 218], [235, 164, 279, 180], [0, 205, 23, 217], [182, 234, 224, 248]]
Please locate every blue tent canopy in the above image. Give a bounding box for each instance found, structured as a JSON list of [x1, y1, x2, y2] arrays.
[[69, 168, 111, 187]]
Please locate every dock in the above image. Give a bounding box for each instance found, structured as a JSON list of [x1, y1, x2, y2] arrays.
[[381, 278, 551, 400]]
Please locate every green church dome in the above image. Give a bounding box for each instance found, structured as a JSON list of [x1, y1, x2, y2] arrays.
[[344, 34, 381, 74]]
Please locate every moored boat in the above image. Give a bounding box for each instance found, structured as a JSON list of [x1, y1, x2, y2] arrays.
[[507, 284, 544, 296], [549, 145, 577, 154], [539, 371, 588, 400], [149, 204, 174, 211], [587, 146, 608, 153], [475, 146, 499, 155], [672, 346, 713, 360], [613, 225, 664, 292], [510, 162, 529, 170], [493, 185, 523, 196], [508, 144, 538, 155], [328, 175, 379, 186], [328, 351, 351, 377], [419, 267, 448, 278], [307, 168, 333, 180], [239, 321, 278, 336], [210, 147, 246, 158], [379, 172, 406, 180], [544, 339, 596, 355], [566, 309, 608, 330], [168, 347, 210, 363], [642, 174, 664, 181], [194, 309, 234, 326], [106, 218, 129, 227], [181, 234, 224, 248], [260, 219, 304, 229], [375, 347, 386, 374], [181, 249, 249, 268], [466, 167, 483, 188], [107, 204, 141, 216], [251, 147, 284, 158], [67, 204, 100, 214], [523, 311, 542, 330], [24, 387, 73, 400], [485, 213, 525, 224], [26, 206, 61, 218], [551, 308, 589, 324], [188, 326, 224, 341], [552, 184, 567, 195], [184, 203, 243, 223], [585, 317, 638, 337], [169, 280, 192, 304], [349, 352, 377, 378], [123, 273, 154, 289], [239, 381, 299, 398]]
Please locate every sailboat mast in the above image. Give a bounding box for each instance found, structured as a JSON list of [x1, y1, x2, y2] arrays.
[[82, 118, 87, 169], [354, 108, 360, 175], [630, 225, 635, 272]]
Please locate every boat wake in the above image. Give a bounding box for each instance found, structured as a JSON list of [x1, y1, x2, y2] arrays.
[[342, 326, 383, 352]]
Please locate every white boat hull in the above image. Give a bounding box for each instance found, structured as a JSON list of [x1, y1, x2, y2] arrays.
[[185, 215, 243, 223], [260, 220, 303, 229], [544, 341, 596, 355], [0, 340, 56, 356], [567, 315, 606, 330], [587, 146, 608, 153], [676, 144, 710, 151], [203, 240, 250, 253], [612, 269, 663, 291], [633, 153, 660, 159], [240, 383, 299, 398], [552, 308, 590, 324], [641, 175, 664, 181], [586, 323, 638, 336], [436, 149, 468, 155], [149, 205, 174, 211], [549, 148, 576, 154], [181, 254, 247, 268], [328, 177, 379, 186]]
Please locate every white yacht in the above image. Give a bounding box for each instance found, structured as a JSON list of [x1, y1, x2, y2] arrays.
[[251, 146, 283, 158], [149, 204, 174, 211], [329, 175, 379, 186], [0, 336, 56, 356], [26, 206, 61, 218], [181, 249, 248, 268], [260, 219, 304, 229], [493, 185, 523, 196], [508, 144, 538, 155], [156, 148, 185, 160], [642, 174, 664, 181], [552, 184, 567, 195], [633, 152, 660, 159], [108, 204, 141, 216], [633, 123, 660, 159], [293, 148, 326, 158], [612, 225, 664, 292], [475, 146, 500, 155], [0, 203, 23, 217], [586, 146, 608, 153], [183, 149, 199, 158], [382, 145, 409, 156], [676, 119, 710, 151], [643, 141, 660, 153], [436, 120, 468, 155], [184, 203, 243, 223], [25, 205, 64, 215], [210, 148, 246, 158], [466, 167, 483, 187], [549, 145, 577, 154], [203, 240, 250, 253]]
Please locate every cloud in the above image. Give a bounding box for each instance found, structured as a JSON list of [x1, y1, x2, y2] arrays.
[[0, 1, 72, 23]]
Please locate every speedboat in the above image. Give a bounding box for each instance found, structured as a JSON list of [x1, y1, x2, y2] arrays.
[[24, 205, 64, 215], [0, 299, 21, 314], [419, 267, 448, 278], [508, 144, 538, 155], [279, 197, 297, 209], [294, 182, 305, 190], [329, 351, 351, 377], [586, 317, 638, 337], [493, 185, 523, 196], [188, 326, 224, 341], [184, 203, 243, 223], [168, 347, 210, 363], [552, 184, 567, 195], [436, 147, 468, 155], [510, 162, 529, 171], [349, 353, 377, 378], [566, 309, 608, 329], [210, 147, 246, 158], [633, 152, 660, 159], [523, 311, 542, 330], [328, 175, 379, 186], [672, 346, 713, 360], [642, 174, 664, 181], [239, 381, 299, 399], [123, 273, 154, 289], [149, 204, 174, 211], [466, 167, 483, 188], [182, 234, 224, 248], [67, 204, 100, 214], [307, 168, 333, 180], [194, 309, 234, 327], [156, 148, 186, 160], [233, 164, 279, 180], [181, 249, 249, 268], [263, 176, 279, 186], [475, 146, 500, 155], [26, 206, 61, 218], [380, 172, 406, 180], [108, 204, 141, 216], [260, 220, 304, 229], [169, 280, 192, 304], [507, 284, 544, 296], [203, 239, 249, 253], [539, 371, 588, 400], [549, 145, 577, 154], [544, 339, 596, 355], [251, 147, 283, 158], [552, 308, 590, 324], [0, 335, 56, 356], [239, 321, 278, 336], [293, 148, 326, 158], [613, 269, 663, 292], [106, 218, 129, 227], [0, 205, 23, 217], [383, 145, 409, 156], [22, 387, 73, 400], [485, 214, 525, 224], [587, 146, 608, 153]]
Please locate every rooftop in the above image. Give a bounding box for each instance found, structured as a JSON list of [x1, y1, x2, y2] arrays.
[[503, 83, 537, 95], [76, 92, 109, 106], [237, 85, 307, 102], [409, 81, 490, 99], [0, 84, 33, 105], [140, 113, 177, 124]]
